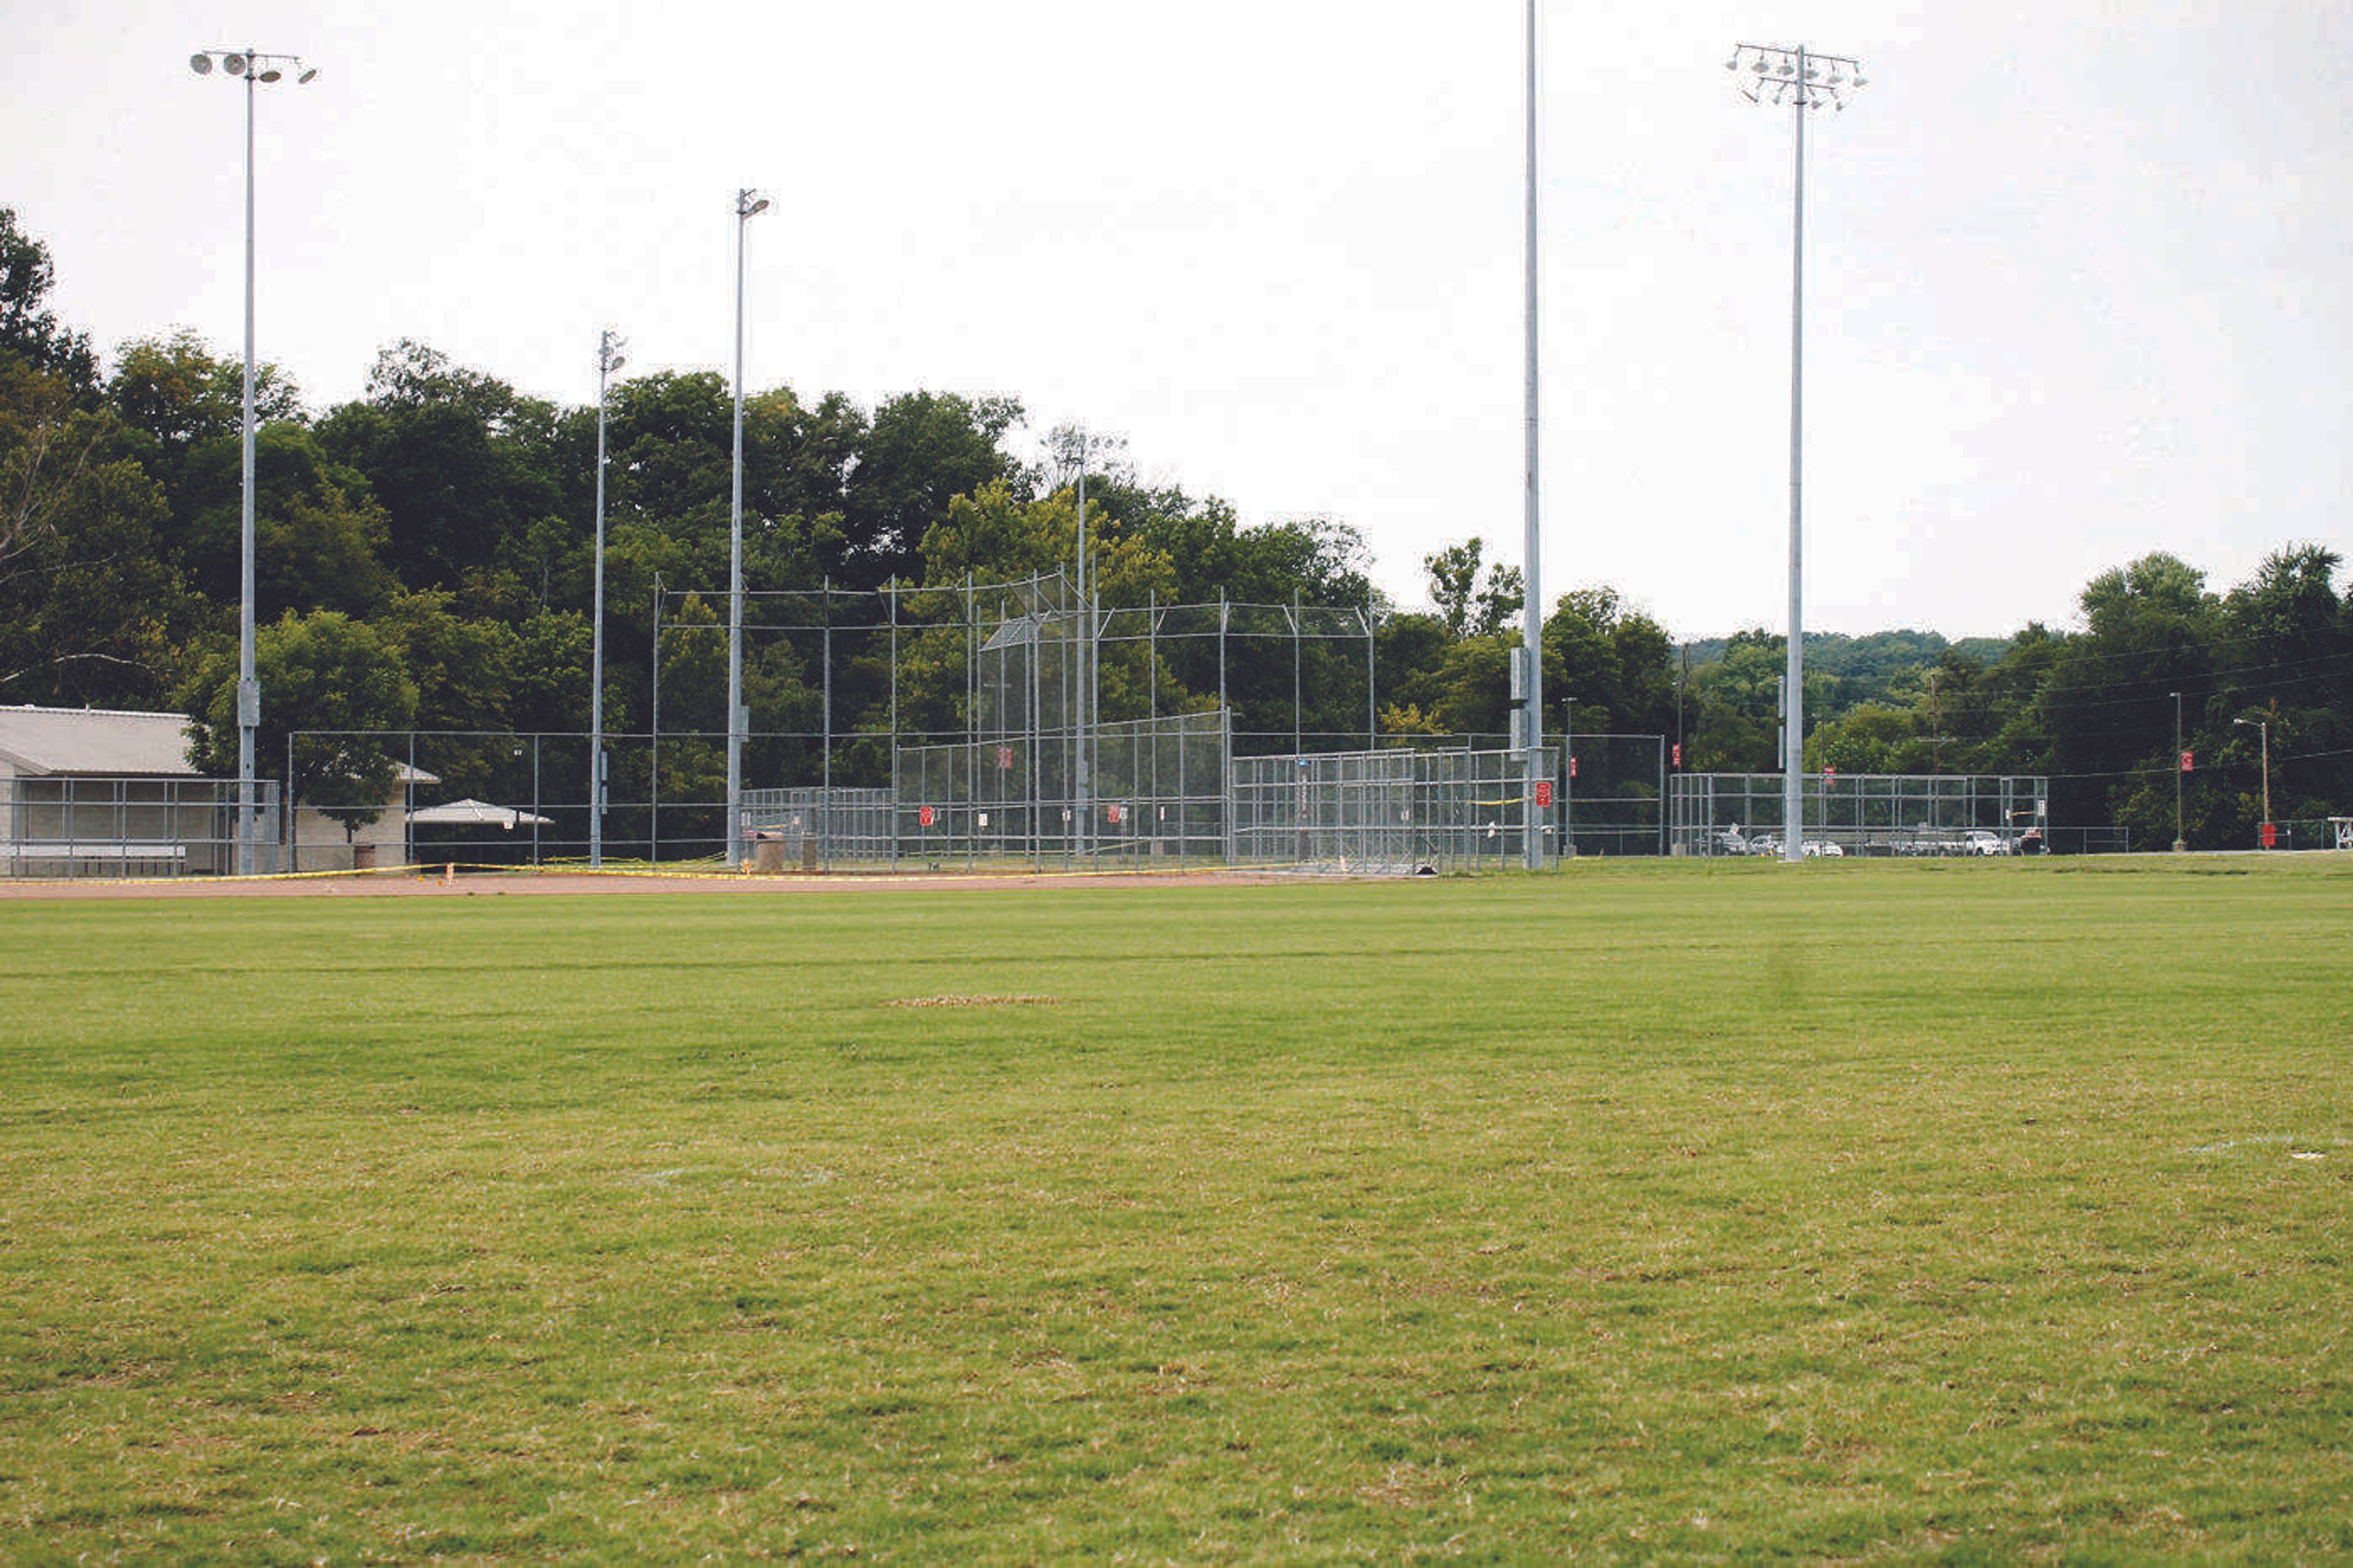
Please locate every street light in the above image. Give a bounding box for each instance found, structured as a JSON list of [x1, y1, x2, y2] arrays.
[[727, 187, 770, 867], [590, 328, 626, 869], [2234, 716, 2271, 845], [190, 45, 316, 873], [1727, 42, 1865, 865]]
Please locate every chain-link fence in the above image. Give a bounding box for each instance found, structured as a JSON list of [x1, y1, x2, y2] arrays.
[[1669, 772, 2053, 856], [1231, 746, 1557, 873], [895, 710, 1230, 869], [1, 775, 281, 877], [1559, 733, 1667, 857], [740, 788, 897, 867]]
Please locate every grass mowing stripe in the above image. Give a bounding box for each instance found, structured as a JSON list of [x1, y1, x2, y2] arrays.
[[0, 857, 2347, 1558]]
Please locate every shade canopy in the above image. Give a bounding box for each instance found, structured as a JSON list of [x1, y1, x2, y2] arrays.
[[408, 797, 553, 830]]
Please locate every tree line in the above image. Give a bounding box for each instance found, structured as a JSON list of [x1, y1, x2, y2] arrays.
[[4, 208, 2347, 847]]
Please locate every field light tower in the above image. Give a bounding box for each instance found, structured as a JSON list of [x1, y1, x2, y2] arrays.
[[189, 45, 317, 873], [1726, 41, 1865, 864], [590, 328, 626, 869], [727, 187, 770, 866]]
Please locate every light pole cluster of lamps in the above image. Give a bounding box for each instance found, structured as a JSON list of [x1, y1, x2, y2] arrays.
[[1724, 40, 1866, 865], [188, 47, 316, 875]]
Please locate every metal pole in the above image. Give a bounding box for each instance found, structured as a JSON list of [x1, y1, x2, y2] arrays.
[[650, 575, 662, 866], [2172, 691, 2185, 851], [235, 58, 260, 874], [1561, 698, 1574, 858], [1521, 0, 1545, 871], [1781, 45, 1808, 865], [888, 581, 899, 869], [1074, 441, 1091, 859], [822, 577, 833, 864], [1292, 591, 1303, 756], [591, 329, 623, 869], [727, 189, 768, 867]]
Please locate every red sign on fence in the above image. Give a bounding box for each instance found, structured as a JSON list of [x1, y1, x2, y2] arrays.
[[917, 805, 935, 828], [1535, 780, 1553, 808], [1672, 743, 1682, 768], [1107, 803, 1124, 825], [997, 746, 1014, 771], [2261, 821, 2277, 848], [2181, 750, 2196, 773]]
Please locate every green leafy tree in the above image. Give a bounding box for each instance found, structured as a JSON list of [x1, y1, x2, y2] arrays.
[[0, 208, 97, 391], [105, 328, 303, 521], [180, 610, 419, 841], [2041, 553, 2219, 842], [0, 356, 195, 706], [1423, 538, 1521, 640]]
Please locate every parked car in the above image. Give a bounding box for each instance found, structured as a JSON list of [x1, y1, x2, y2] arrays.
[[1802, 839, 1844, 858], [1961, 830, 2011, 856]]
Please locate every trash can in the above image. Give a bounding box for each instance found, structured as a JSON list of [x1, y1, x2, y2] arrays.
[[352, 843, 378, 872], [752, 834, 786, 875]]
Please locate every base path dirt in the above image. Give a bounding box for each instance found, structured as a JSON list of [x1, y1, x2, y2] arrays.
[[0, 866, 1298, 900]]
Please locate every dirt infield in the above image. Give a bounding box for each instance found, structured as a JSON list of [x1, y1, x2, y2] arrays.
[[0, 866, 1296, 900]]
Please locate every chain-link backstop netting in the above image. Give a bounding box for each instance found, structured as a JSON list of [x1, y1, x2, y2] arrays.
[[1668, 772, 2050, 856], [1231, 746, 1558, 873]]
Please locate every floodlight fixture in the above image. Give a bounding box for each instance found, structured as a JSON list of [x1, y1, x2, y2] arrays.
[[1726, 41, 1866, 865], [190, 52, 213, 74]]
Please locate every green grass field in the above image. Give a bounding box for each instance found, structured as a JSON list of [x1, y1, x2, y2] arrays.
[[2, 858, 2349, 1561]]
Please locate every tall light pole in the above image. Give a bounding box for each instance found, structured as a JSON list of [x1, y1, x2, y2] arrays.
[[591, 328, 626, 869], [2171, 691, 2187, 852], [1727, 42, 1865, 865], [727, 188, 770, 867], [1520, 0, 1545, 871], [190, 46, 316, 874], [2234, 716, 2271, 844]]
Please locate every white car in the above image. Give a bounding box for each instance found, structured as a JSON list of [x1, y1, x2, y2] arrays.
[[1802, 839, 1844, 858], [1961, 830, 2011, 856]]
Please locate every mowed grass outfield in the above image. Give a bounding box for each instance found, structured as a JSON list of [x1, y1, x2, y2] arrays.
[[2, 859, 2349, 1561]]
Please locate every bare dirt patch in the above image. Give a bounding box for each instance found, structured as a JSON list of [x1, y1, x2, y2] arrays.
[[883, 994, 1061, 1009]]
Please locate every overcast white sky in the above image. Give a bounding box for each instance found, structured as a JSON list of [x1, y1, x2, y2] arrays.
[[10, 1, 2349, 638]]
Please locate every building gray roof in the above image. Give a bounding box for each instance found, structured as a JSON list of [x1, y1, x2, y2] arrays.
[[0, 705, 201, 777]]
